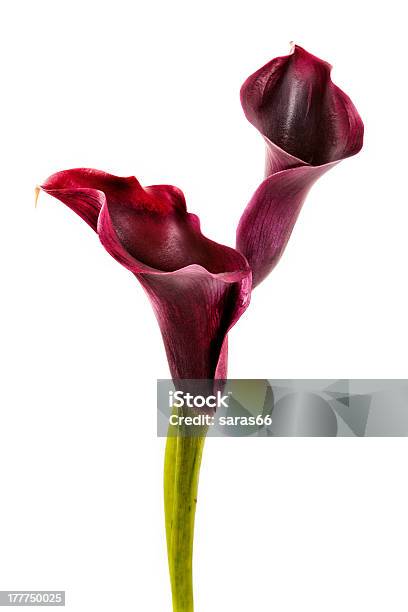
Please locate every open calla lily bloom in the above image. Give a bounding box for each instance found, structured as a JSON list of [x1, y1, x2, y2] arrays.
[[237, 44, 364, 287], [41, 168, 251, 379]]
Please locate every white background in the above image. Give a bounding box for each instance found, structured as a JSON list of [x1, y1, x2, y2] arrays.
[[1, 1, 407, 611]]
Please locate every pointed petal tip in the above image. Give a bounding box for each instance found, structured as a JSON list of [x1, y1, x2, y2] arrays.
[[289, 43, 332, 67], [34, 185, 41, 208]]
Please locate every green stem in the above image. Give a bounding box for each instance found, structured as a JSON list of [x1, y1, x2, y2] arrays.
[[164, 410, 208, 612]]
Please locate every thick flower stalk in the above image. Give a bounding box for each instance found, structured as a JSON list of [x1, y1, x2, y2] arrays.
[[237, 44, 364, 287], [39, 168, 251, 612]]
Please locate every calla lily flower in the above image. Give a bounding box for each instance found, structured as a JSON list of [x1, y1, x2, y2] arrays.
[[237, 44, 364, 287], [40, 168, 252, 612], [40, 168, 251, 380]]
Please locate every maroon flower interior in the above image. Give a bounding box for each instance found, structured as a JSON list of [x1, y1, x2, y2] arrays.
[[43, 168, 244, 275], [241, 45, 363, 166], [106, 186, 248, 275]]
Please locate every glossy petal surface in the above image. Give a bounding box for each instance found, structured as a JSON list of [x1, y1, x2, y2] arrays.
[[237, 45, 364, 287]]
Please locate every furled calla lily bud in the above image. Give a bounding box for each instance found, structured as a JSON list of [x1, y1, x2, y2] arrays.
[[41, 168, 251, 380], [237, 44, 364, 287]]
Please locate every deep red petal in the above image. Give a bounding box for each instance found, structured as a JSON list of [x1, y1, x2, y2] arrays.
[[41, 170, 251, 379], [97, 185, 251, 379], [238, 45, 364, 287], [236, 164, 331, 287], [241, 44, 364, 166], [103, 182, 250, 275], [41, 168, 145, 232]]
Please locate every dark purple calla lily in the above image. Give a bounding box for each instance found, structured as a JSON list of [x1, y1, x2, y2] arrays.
[[237, 44, 364, 287], [41, 168, 251, 380]]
